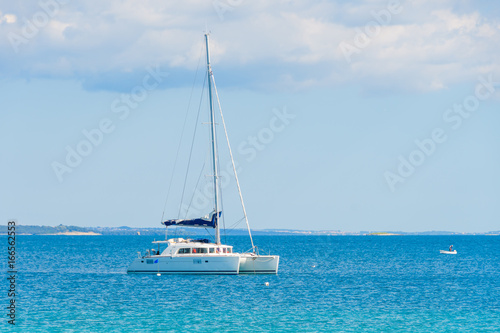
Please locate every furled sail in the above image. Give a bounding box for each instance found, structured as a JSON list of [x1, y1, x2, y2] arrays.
[[162, 211, 221, 228]]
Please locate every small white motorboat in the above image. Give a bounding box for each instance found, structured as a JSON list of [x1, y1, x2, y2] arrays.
[[440, 250, 457, 254]]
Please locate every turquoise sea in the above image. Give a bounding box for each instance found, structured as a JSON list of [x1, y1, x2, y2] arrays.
[[2, 235, 499, 332]]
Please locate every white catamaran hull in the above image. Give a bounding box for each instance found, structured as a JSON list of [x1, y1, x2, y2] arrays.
[[239, 254, 280, 274], [127, 255, 240, 274]]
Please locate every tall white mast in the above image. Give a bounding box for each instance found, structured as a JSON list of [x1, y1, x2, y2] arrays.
[[205, 33, 221, 245]]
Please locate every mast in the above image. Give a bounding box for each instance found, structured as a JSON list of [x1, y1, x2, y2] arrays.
[[205, 33, 221, 245]]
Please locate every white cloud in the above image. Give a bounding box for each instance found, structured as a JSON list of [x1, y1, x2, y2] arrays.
[[0, 11, 17, 24], [0, 0, 499, 92]]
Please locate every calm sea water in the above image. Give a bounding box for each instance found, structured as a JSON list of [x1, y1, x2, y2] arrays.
[[2, 235, 499, 332]]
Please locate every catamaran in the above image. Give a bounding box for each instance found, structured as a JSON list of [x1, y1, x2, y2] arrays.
[[127, 34, 279, 275]]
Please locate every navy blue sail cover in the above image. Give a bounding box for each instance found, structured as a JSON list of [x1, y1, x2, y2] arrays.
[[162, 211, 221, 228]]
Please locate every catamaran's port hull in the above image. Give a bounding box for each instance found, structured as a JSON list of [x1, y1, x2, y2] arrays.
[[239, 255, 280, 274], [127, 255, 240, 275]]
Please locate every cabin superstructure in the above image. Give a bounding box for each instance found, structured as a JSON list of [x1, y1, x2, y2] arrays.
[[144, 238, 234, 257], [127, 238, 241, 275]]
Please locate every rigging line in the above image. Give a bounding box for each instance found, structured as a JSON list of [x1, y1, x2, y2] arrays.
[[222, 217, 247, 236], [204, 228, 215, 243], [226, 216, 246, 230], [218, 156, 227, 244], [177, 73, 207, 218], [211, 102, 225, 243], [211, 75, 255, 251], [219, 169, 226, 244], [160, 43, 205, 223], [183, 130, 212, 220], [183, 160, 206, 220]]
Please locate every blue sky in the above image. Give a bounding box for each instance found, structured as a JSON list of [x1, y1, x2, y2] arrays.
[[1, 0, 499, 232]]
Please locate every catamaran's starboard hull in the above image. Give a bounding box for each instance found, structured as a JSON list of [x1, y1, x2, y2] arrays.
[[127, 255, 240, 275], [239, 254, 280, 274]]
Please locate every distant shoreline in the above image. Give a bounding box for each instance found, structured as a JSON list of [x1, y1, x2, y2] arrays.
[[0, 225, 498, 237], [368, 232, 401, 236], [0, 231, 102, 236], [45, 231, 101, 236]]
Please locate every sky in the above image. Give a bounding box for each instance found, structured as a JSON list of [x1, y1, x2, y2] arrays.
[[1, 0, 499, 232]]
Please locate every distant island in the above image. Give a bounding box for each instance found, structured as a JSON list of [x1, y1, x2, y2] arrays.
[[367, 232, 401, 236], [0, 224, 499, 236], [0, 224, 101, 235]]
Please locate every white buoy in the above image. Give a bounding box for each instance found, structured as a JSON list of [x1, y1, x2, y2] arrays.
[[265, 282, 269, 286], [312, 265, 316, 268], [157, 273, 161, 276]]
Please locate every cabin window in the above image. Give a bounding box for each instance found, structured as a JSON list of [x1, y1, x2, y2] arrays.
[[227, 248, 232, 253], [178, 248, 191, 254], [199, 248, 207, 254], [223, 248, 227, 253], [209, 248, 215, 253]]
